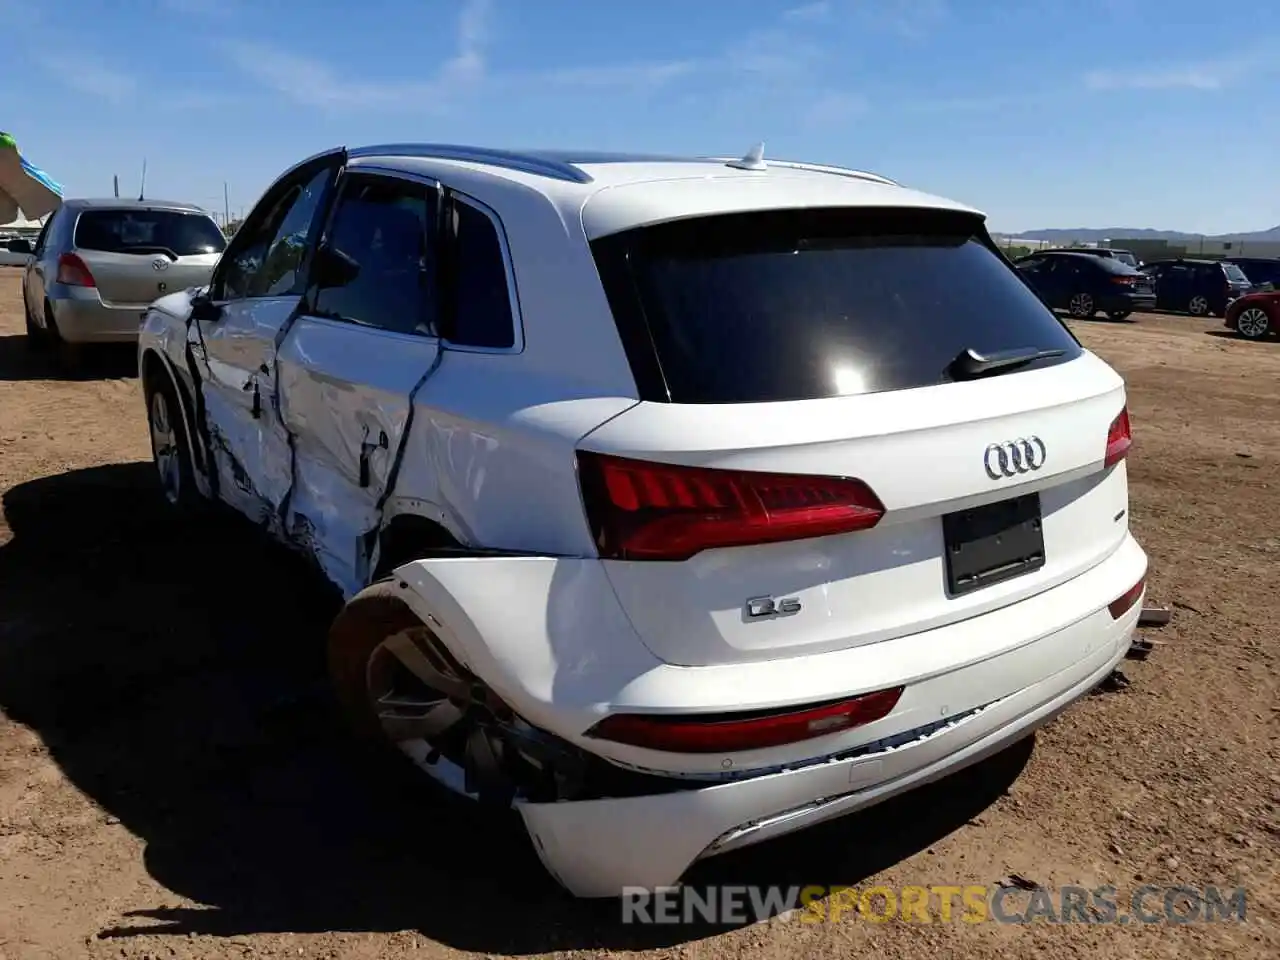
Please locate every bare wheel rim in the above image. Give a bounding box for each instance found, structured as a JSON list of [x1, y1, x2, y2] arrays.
[[1188, 295, 1209, 315], [365, 626, 475, 795], [149, 391, 181, 504], [1237, 307, 1270, 338], [1069, 293, 1094, 317]]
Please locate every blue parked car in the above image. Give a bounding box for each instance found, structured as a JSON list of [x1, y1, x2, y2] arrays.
[[1013, 251, 1155, 321]]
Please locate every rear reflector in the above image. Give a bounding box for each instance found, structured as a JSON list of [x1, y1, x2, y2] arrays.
[[585, 687, 904, 754], [1104, 407, 1131, 467], [576, 452, 885, 561], [1109, 576, 1145, 619], [56, 252, 96, 288]]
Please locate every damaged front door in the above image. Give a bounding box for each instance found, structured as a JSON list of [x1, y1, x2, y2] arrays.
[[277, 169, 442, 595], [192, 151, 343, 526]]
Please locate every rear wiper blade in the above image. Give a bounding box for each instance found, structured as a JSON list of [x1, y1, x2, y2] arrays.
[[947, 346, 1066, 381]]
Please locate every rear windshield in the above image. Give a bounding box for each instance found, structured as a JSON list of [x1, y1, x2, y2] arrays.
[[1221, 263, 1248, 282], [1111, 251, 1137, 267], [1093, 256, 1141, 275], [74, 208, 226, 257], [591, 208, 1082, 404]]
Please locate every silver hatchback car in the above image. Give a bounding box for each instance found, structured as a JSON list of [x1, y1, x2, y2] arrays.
[[21, 198, 225, 356]]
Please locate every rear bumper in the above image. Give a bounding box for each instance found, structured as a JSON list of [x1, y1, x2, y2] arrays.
[[49, 289, 147, 343], [1103, 292, 1155, 313], [515, 535, 1146, 897]]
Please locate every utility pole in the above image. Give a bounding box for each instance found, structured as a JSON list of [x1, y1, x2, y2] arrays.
[[223, 181, 230, 226], [113, 175, 119, 198], [138, 158, 147, 202]]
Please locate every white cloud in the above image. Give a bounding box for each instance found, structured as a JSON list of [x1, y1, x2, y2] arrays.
[[226, 0, 491, 109], [784, 1, 832, 22], [36, 54, 136, 103], [1085, 63, 1234, 91], [541, 60, 700, 90]]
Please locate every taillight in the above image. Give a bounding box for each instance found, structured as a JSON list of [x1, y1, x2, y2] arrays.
[[576, 452, 885, 561], [1111, 275, 1136, 286], [56, 253, 96, 287], [1104, 407, 1131, 468], [585, 687, 904, 753], [1109, 576, 1145, 619]]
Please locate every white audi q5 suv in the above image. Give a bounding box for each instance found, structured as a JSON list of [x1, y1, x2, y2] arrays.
[[137, 142, 1147, 898]]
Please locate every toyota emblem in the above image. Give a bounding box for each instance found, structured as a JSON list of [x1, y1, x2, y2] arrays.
[[152, 256, 169, 271], [984, 437, 1046, 479]]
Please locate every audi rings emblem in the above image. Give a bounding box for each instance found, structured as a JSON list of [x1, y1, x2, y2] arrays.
[[984, 437, 1047, 479], [152, 256, 169, 271]]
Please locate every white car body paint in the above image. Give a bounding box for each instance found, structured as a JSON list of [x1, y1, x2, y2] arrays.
[[137, 146, 1147, 898]]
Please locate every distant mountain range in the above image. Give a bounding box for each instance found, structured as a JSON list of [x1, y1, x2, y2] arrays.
[[1003, 226, 1280, 243]]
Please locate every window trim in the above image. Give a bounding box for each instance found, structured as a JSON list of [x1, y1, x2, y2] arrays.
[[306, 165, 443, 340], [209, 149, 344, 304], [440, 190, 524, 355]]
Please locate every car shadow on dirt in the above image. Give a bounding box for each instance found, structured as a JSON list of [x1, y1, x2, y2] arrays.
[[0, 334, 137, 381], [0, 462, 1030, 955]]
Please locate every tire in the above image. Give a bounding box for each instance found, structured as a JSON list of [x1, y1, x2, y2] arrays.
[[1187, 295, 1210, 316], [1235, 306, 1272, 340], [1107, 311, 1132, 322], [43, 302, 82, 370], [145, 370, 202, 513], [1068, 292, 1095, 318], [22, 287, 49, 350]]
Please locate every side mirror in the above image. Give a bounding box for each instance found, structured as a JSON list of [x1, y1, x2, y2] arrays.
[[6, 238, 31, 254], [313, 243, 361, 289], [189, 293, 222, 324]]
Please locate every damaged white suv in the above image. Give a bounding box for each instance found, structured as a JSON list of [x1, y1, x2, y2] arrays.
[[139, 142, 1147, 898]]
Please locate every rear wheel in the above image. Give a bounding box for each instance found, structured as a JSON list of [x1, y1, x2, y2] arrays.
[[22, 288, 49, 351], [328, 584, 555, 808], [1068, 292, 1095, 318], [1187, 294, 1209, 316], [43, 302, 83, 370], [1236, 306, 1272, 340]]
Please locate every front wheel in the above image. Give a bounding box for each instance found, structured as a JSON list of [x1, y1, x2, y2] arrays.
[[1068, 292, 1096, 318], [1236, 306, 1272, 340], [1107, 310, 1132, 322], [146, 373, 201, 512]]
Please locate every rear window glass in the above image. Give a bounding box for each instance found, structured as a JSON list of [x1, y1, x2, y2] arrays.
[[1221, 263, 1248, 282], [74, 209, 226, 256], [1093, 256, 1140, 275], [592, 208, 1082, 404]]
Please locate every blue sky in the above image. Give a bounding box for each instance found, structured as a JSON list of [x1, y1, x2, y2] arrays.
[[1, 0, 1274, 234]]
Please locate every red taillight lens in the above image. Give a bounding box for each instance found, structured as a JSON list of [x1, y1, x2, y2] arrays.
[[576, 452, 885, 561], [56, 253, 96, 287], [1104, 407, 1131, 468], [586, 687, 904, 754], [1109, 576, 1145, 619], [1111, 275, 1136, 286]]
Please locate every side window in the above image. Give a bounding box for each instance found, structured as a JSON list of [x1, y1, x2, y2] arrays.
[[449, 198, 516, 349], [312, 174, 437, 336], [220, 165, 333, 301]]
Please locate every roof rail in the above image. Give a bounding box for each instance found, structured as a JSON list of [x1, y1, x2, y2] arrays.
[[347, 143, 594, 184]]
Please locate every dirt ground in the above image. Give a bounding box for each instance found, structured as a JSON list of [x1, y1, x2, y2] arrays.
[[0, 267, 1275, 960]]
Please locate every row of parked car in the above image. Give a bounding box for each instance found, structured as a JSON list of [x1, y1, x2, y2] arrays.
[[1010, 246, 1280, 340]]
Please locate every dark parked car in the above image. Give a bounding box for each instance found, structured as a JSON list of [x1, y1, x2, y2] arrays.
[[1223, 256, 1280, 291], [1014, 251, 1155, 320], [1045, 246, 1141, 268], [1140, 258, 1252, 316], [1224, 289, 1280, 340]]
